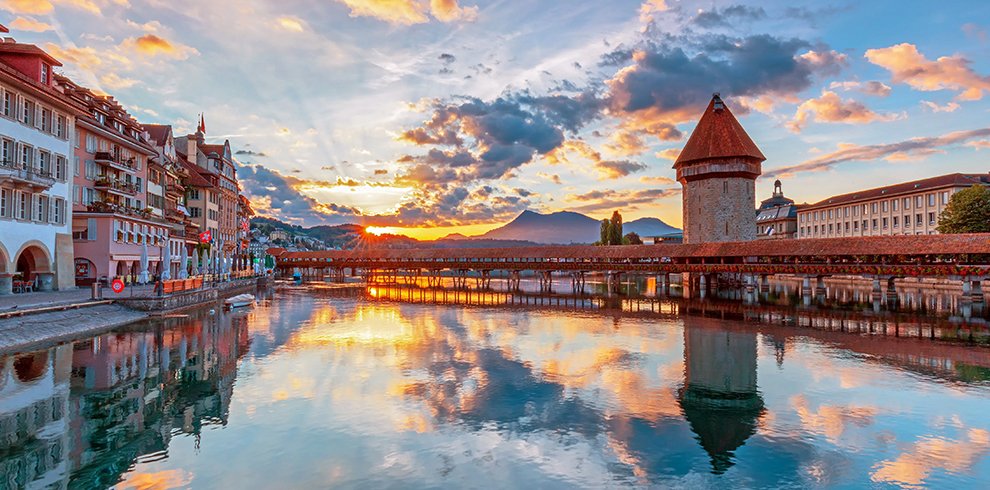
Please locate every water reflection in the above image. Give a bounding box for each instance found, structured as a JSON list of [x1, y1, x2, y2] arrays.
[[0, 286, 988, 488]]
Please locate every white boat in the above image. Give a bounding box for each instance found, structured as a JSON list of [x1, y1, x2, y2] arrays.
[[224, 293, 256, 309]]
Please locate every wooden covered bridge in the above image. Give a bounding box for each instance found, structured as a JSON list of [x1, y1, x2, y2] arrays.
[[273, 233, 990, 301]]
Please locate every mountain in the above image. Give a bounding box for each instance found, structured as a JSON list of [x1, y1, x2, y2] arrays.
[[477, 210, 680, 244], [625, 217, 681, 237], [478, 211, 600, 244]]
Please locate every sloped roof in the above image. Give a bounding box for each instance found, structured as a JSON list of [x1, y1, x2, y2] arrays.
[[0, 42, 61, 66], [142, 124, 171, 144], [802, 173, 990, 210], [675, 94, 766, 167], [179, 157, 213, 188]]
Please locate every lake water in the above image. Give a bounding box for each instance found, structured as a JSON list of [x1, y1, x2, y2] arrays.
[[1, 283, 989, 489]]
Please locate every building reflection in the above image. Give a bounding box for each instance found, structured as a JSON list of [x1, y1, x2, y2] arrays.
[[0, 309, 250, 489], [678, 318, 764, 474]]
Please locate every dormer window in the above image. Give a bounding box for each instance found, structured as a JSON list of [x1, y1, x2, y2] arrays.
[[41, 63, 50, 84]]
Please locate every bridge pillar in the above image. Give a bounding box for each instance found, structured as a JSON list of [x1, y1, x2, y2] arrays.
[[539, 271, 553, 293], [759, 274, 770, 294], [507, 270, 521, 291], [972, 280, 984, 304], [571, 272, 586, 295], [815, 276, 827, 297], [801, 276, 812, 306], [743, 274, 757, 304], [886, 277, 899, 308]]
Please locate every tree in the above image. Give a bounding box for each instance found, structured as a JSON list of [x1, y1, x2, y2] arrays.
[[623, 232, 643, 245], [599, 219, 610, 245], [936, 186, 990, 234], [607, 211, 623, 245]]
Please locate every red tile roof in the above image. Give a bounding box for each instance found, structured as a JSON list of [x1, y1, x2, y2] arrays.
[[142, 124, 171, 145], [802, 173, 990, 210], [0, 42, 61, 66], [280, 233, 990, 261], [675, 94, 766, 167], [179, 157, 213, 188], [0, 25, 8, 34]]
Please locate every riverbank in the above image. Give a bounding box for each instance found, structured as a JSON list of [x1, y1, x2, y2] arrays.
[[0, 276, 272, 355]]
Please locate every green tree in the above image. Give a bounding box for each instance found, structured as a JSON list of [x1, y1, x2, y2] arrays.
[[599, 219, 610, 245], [607, 211, 623, 245], [623, 232, 642, 245], [936, 186, 990, 234]]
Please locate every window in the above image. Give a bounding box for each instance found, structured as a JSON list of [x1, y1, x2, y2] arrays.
[[893, 216, 899, 228], [84, 188, 97, 205], [52, 198, 64, 224], [853, 221, 859, 231], [38, 151, 50, 176], [941, 191, 949, 205], [843, 207, 849, 217], [85, 134, 97, 153], [928, 212, 936, 225], [903, 197, 910, 209], [21, 99, 34, 126], [189, 189, 200, 200], [828, 209, 833, 219], [85, 160, 97, 179], [871, 202, 878, 213], [55, 155, 66, 180], [20, 144, 33, 170], [1, 91, 10, 117], [872, 219, 878, 230], [844, 222, 850, 232], [190, 207, 201, 218], [41, 63, 49, 84], [904, 215, 910, 228], [0, 188, 7, 218], [928, 194, 935, 206], [1, 139, 12, 164], [41, 108, 52, 133], [916, 213, 923, 226], [892, 199, 898, 211], [56, 115, 66, 139], [35, 195, 48, 222], [882, 201, 888, 212], [828, 224, 834, 234], [17, 192, 27, 220], [915, 195, 922, 208], [882, 217, 888, 229]]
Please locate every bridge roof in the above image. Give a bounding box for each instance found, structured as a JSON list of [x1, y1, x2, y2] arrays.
[[278, 234, 990, 261]]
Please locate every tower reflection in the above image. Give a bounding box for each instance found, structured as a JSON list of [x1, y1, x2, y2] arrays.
[[678, 317, 764, 474]]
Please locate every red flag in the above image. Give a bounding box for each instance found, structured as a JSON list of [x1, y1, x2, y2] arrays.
[[199, 230, 212, 243]]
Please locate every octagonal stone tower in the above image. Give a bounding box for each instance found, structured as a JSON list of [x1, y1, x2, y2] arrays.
[[674, 94, 766, 244]]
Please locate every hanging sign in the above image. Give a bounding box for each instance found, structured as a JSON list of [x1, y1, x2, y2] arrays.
[[110, 278, 125, 293]]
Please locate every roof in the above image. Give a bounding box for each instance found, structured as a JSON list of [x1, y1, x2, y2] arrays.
[[802, 173, 990, 211], [179, 157, 213, 188], [0, 25, 8, 34], [0, 42, 62, 66], [142, 124, 171, 144], [756, 204, 798, 222], [278, 233, 990, 261], [675, 94, 766, 167]]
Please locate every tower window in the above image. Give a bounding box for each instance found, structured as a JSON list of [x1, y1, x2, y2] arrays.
[[723, 181, 728, 193]]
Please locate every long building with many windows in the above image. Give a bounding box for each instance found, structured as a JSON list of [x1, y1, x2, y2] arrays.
[[796, 173, 990, 239], [0, 35, 82, 293]]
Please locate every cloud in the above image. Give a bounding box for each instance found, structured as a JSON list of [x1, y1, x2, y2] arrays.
[[235, 149, 268, 157], [693, 5, 766, 28], [334, 0, 477, 25], [962, 23, 988, 44], [639, 175, 676, 184], [653, 148, 680, 161], [764, 127, 990, 178], [1, 0, 53, 15], [603, 34, 847, 155], [99, 72, 138, 90], [965, 140, 990, 150], [638, 0, 668, 23], [122, 34, 198, 59], [275, 16, 306, 32], [920, 100, 960, 113], [865, 43, 990, 101], [828, 80, 892, 97], [9, 16, 53, 31], [789, 90, 900, 132], [547, 140, 646, 179], [565, 188, 680, 214]]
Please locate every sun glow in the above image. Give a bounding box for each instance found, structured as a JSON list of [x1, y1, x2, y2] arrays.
[[364, 226, 397, 236]]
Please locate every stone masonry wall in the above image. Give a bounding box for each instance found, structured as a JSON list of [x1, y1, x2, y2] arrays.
[[683, 176, 756, 244]]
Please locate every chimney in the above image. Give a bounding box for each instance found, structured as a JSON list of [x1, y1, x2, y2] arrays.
[[187, 135, 197, 164]]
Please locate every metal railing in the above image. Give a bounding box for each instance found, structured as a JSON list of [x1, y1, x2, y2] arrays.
[[0, 159, 56, 187]]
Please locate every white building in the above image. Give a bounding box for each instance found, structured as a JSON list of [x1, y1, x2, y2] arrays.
[[0, 36, 82, 293]]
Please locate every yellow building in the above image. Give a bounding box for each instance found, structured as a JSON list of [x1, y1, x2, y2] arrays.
[[797, 173, 990, 239]]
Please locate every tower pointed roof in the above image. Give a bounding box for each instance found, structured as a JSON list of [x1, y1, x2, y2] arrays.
[[674, 94, 765, 168]]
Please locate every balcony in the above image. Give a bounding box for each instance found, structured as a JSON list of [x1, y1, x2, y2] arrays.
[[94, 152, 137, 173], [94, 177, 138, 197], [0, 160, 55, 190], [85, 201, 156, 220], [165, 183, 185, 197]]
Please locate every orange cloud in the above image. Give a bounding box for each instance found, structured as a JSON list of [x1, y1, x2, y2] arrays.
[[965, 140, 990, 150], [123, 34, 196, 59], [638, 0, 668, 23], [548, 140, 647, 179], [653, 148, 680, 161], [789, 90, 900, 132], [100, 72, 138, 90], [275, 16, 306, 32], [865, 43, 990, 101], [9, 16, 52, 31], [0, 0, 53, 15], [920, 100, 960, 113], [335, 0, 477, 25], [871, 429, 990, 488], [43, 43, 105, 69]]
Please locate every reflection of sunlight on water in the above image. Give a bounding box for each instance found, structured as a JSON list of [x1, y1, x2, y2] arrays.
[[118, 469, 193, 490]]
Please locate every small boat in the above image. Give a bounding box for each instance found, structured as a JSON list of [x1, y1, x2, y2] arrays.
[[224, 293, 256, 309]]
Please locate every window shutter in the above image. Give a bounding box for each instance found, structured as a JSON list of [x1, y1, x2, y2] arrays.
[[88, 218, 96, 240]]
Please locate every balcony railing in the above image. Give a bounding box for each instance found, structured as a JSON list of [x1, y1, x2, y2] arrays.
[[0, 160, 56, 189], [94, 152, 137, 173], [85, 201, 156, 220], [94, 177, 139, 196], [165, 183, 185, 196]]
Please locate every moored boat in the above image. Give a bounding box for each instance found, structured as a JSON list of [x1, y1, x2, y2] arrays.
[[224, 293, 256, 309]]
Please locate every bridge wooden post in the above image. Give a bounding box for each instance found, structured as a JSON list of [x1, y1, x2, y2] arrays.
[[815, 276, 827, 297], [885, 277, 899, 308], [801, 276, 812, 306], [973, 279, 984, 304], [759, 274, 770, 294], [507, 270, 521, 291]]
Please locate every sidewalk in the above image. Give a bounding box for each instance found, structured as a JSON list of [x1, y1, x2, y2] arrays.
[[0, 284, 156, 312]]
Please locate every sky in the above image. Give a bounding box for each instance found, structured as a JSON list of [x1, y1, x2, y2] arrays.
[[2, 0, 989, 239]]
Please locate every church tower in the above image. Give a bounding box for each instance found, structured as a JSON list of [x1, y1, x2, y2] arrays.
[[674, 94, 766, 244]]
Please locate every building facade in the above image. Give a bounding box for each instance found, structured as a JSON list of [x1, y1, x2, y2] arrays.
[[797, 173, 990, 239], [0, 38, 80, 293], [143, 123, 201, 278], [58, 76, 171, 285], [756, 180, 801, 240], [175, 124, 239, 257], [674, 94, 765, 244]]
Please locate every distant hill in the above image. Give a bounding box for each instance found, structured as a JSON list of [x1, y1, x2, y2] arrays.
[[625, 217, 681, 237], [477, 210, 680, 244]]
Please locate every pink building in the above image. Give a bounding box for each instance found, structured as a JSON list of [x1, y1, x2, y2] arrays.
[[56, 76, 168, 285]]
